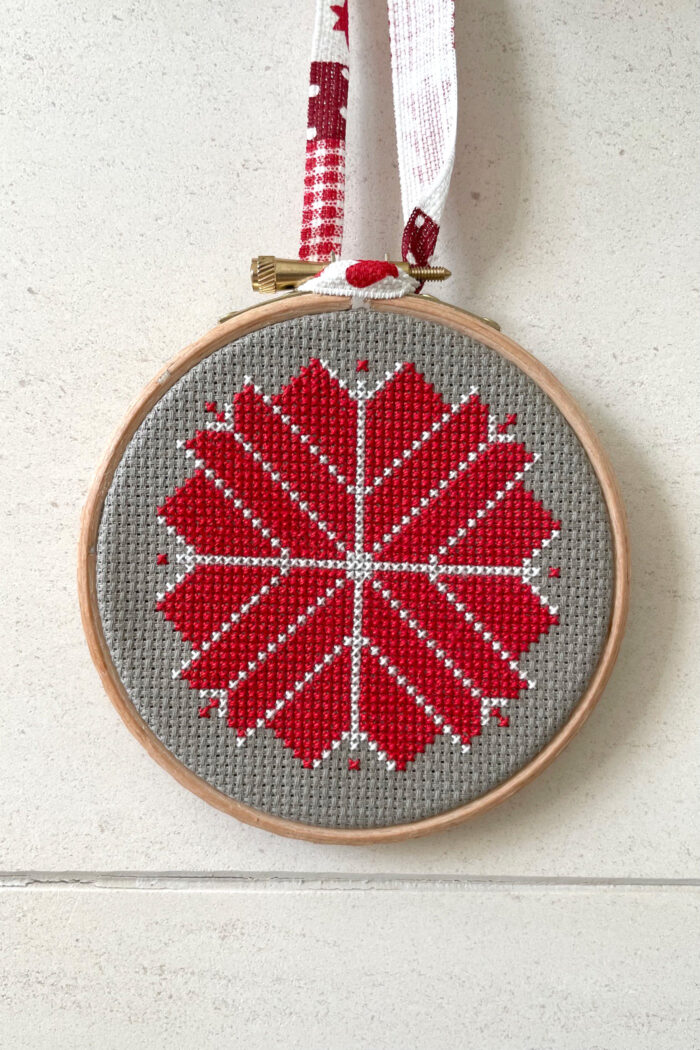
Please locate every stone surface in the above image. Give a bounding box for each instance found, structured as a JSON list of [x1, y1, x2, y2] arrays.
[[2, 882, 699, 1049]]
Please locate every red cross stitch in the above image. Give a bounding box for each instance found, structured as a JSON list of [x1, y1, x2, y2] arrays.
[[157, 360, 560, 770], [497, 413, 518, 434]]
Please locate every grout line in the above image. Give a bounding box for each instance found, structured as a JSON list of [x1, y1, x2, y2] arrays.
[[0, 872, 698, 892]]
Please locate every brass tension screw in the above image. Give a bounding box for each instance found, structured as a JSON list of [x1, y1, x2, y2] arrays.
[[250, 256, 451, 294]]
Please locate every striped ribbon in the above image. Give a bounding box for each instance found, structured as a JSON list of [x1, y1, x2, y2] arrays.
[[299, 0, 457, 269]]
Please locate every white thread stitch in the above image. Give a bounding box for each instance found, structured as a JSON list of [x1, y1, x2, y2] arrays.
[[521, 528, 561, 617], [371, 441, 500, 554], [433, 578, 533, 688], [364, 640, 469, 754], [364, 361, 406, 401], [435, 456, 540, 559], [349, 377, 368, 751], [242, 381, 353, 489], [234, 641, 350, 746], [227, 575, 350, 693], [186, 436, 348, 555], [186, 554, 346, 570], [370, 580, 483, 699], [364, 387, 479, 495], [318, 358, 356, 399], [229, 428, 349, 554], [181, 552, 542, 580], [174, 572, 287, 678], [181, 454, 289, 556], [487, 411, 518, 445], [156, 514, 196, 600], [480, 697, 513, 726]]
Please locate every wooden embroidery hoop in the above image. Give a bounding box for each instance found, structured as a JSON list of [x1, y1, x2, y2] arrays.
[[79, 293, 629, 844]]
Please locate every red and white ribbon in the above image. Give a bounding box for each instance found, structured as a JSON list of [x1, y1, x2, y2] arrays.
[[388, 0, 457, 268], [299, 0, 456, 286], [299, 2, 350, 261]]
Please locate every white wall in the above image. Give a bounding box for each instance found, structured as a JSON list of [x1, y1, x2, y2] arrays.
[[2, 2, 698, 1047]]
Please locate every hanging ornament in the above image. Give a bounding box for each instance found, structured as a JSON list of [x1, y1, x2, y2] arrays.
[[80, 0, 628, 842]]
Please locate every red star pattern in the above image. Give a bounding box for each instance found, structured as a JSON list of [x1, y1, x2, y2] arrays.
[[331, 1, 349, 47]]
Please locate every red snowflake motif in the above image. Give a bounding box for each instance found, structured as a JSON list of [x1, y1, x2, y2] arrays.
[[157, 361, 560, 770]]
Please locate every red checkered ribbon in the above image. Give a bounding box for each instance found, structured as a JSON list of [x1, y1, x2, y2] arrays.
[[299, 0, 457, 268]]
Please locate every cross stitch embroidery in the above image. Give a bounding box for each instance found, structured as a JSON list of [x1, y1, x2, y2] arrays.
[[157, 359, 560, 771]]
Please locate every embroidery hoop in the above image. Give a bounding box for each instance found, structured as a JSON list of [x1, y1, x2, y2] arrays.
[[78, 292, 629, 844]]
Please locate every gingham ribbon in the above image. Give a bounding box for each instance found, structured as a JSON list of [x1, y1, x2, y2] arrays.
[[299, 0, 457, 267]]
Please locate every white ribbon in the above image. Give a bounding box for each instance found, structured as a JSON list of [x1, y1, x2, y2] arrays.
[[299, 0, 457, 285]]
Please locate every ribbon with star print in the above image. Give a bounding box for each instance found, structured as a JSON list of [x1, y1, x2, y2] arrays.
[[299, 0, 457, 271]]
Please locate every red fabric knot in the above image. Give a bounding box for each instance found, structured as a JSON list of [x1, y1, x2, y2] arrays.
[[345, 260, 399, 288]]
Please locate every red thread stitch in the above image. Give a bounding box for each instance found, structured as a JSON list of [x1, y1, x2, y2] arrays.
[[198, 698, 220, 719], [497, 413, 517, 433], [158, 361, 560, 770]]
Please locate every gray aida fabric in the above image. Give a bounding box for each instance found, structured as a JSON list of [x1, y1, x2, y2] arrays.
[[96, 308, 614, 828]]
